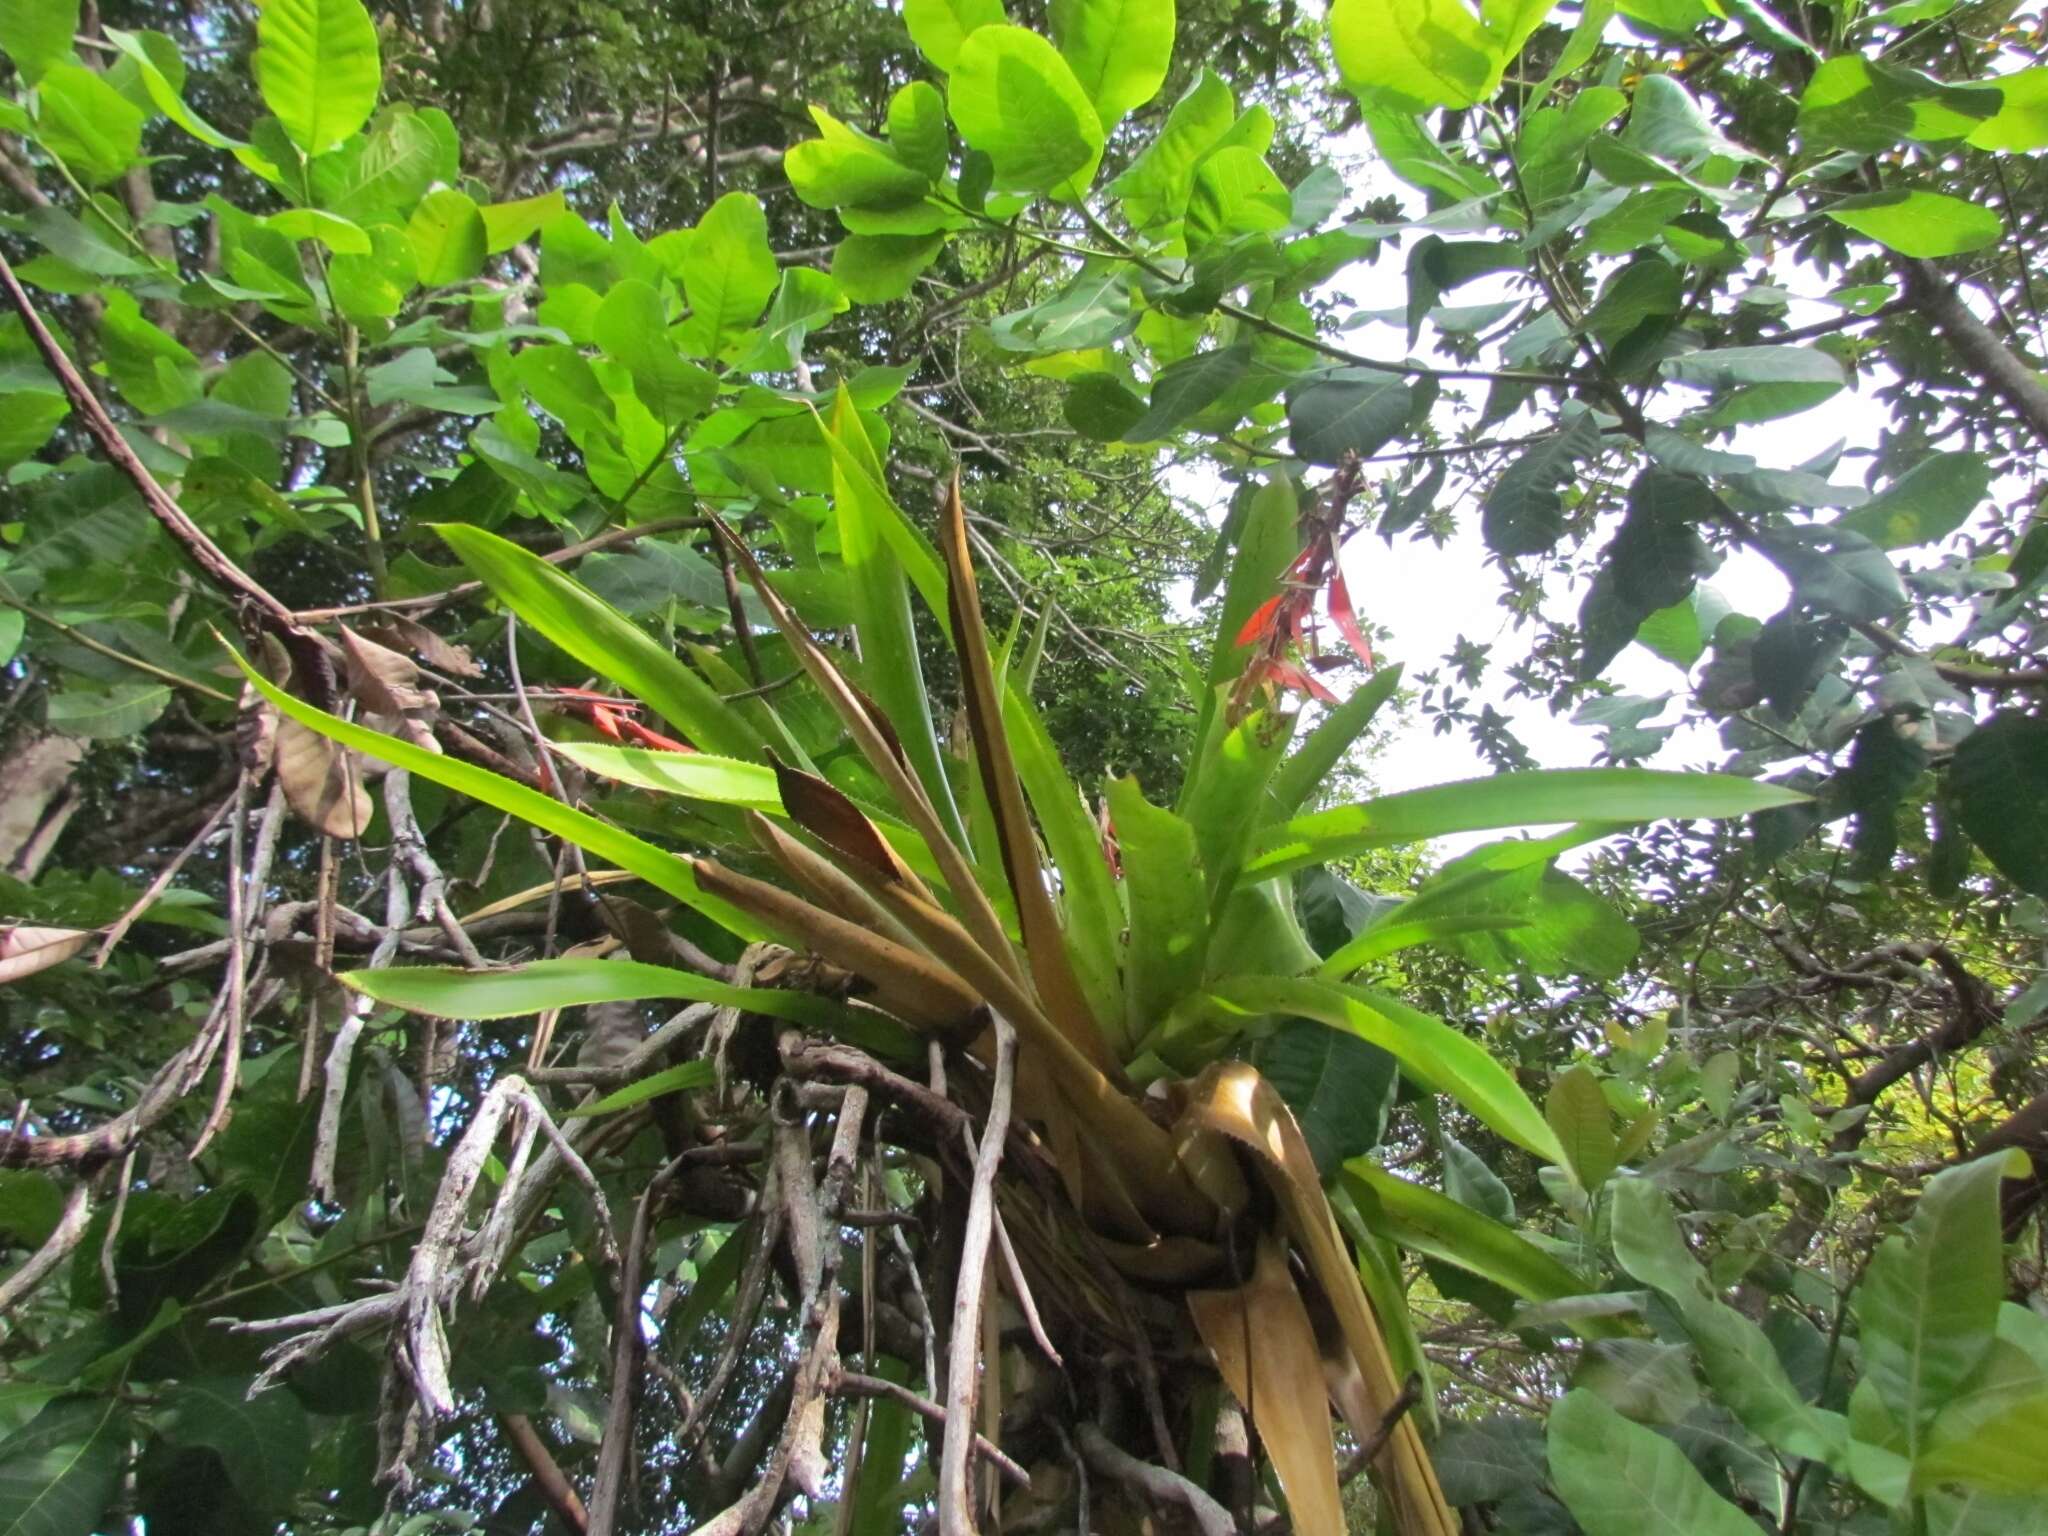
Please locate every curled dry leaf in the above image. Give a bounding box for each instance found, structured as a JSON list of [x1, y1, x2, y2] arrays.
[[0, 925, 93, 985], [339, 626, 439, 715], [276, 715, 375, 838], [355, 614, 483, 679]]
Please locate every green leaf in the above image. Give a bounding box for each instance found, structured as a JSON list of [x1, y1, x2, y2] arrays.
[[0, 1397, 127, 1536], [1950, 712, 2048, 896], [1547, 1065, 1617, 1188], [1763, 526, 1908, 622], [831, 233, 945, 303], [1265, 664, 1404, 822], [1547, 1389, 1760, 1536], [676, 192, 779, 357], [1611, 1180, 1845, 1460], [1329, 0, 1497, 109], [1244, 768, 1810, 882], [1799, 55, 2001, 154], [1662, 344, 1844, 390], [1004, 681, 1128, 1047], [34, 63, 145, 185], [252, 0, 382, 155], [785, 107, 932, 210], [947, 25, 1105, 197], [886, 81, 951, 177], [1340, 1161, 1599, 1307], [1252, 1017, 1397, 1174], [1206, 976, 1565, 1162], [1826, 190, 2002, 258], [1837, 452, 1992, 549], [1579, 469, 1721, 679], [1051, 0, 1174, 124], [436, 524, 764, 762], [263, 207, 373, 254], [1573, 1340, 1701, 1423], [553, 746, 782, 811], [1185, 147, 1291, 247], [232, 653, 762, 938], [479, 189, 568, 252], [1108, 68, 1236, 231], [1857, 1154, 2015, 1449], [0, 0, 76, 84], [1482, 410, 1604, 556], [1124, 345, 1252, 443], [822, 392, 967, 849], [1287, 368, 1429, 467], [0, 394, 68, 471], [159, 1379, 309, 1512], [1968, 66, 2048, 151], [565, 1061, 719, 1118], [592, 282, 718, 426], [341, 957, 868, 1034], [903, 0, 1007, 71], [405, 187, 487, 285], [44, 682, 171, 739], [1111, 779, 1210, 1042]]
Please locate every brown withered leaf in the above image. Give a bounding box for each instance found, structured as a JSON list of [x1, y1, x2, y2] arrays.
[[276, 715, 374, 838], [355, 614, 482, 679], [339, 626, 438, 716], [1188, 1232, 1344, 1536], [0, 925, 93, 985]]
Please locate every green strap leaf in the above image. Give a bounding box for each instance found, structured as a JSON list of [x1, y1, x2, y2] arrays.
[[1244, 768, 1810, 881], [231, 651, 764, 939], [435, 523, 765, 762], [565, 1060, 718, 1118]]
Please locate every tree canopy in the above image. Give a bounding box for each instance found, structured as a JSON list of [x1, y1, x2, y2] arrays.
[[0, 4, 2043, 1536]]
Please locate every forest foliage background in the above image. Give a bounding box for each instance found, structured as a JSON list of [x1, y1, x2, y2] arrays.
[[0, 2, 2044, 1536]]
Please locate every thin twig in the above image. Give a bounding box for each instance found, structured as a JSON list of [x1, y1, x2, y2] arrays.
[[93, 792, 235, 967], [0, 1181, 92, 1314], [939, 1015, 1017, 1536]]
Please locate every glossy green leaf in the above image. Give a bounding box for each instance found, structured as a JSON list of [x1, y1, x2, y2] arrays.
[[551, 745, 783, 811], [1329, 0, 1497, 109], [1288, 369, 1429, 467], [1252, 1017, 1396, 1173], [1206, 975, 1565, 1162], [1124, 345, 1252, 443], [341, 956, 874, 1031], [948, 25, 1105, 197], [1799, 55, 2000, 153], [1968, 66, 2048, 151], [886, 81, 951, 177], [264, 207, 373, 255], [1482, 409, 1604, 556], [1108, 68, 1235, 231], [903, 0, 1007, 71], [831, 233, 945, 303], [436, 524, 764, 762], [1663, 345, 1844, 390], [1244, 768, 1810, 881], [822, 391, 967, 849], [1051, 0, 1174, 124], [1579, 468, 1720, 679], [252, 0, 382, 154], [785, 107, 932, 210], [159, 1379, 309, 1513], [1547, 1389, 1759, 1536], [1826, 190, 2002, 258], [1340, 1162, 1598, 1306]]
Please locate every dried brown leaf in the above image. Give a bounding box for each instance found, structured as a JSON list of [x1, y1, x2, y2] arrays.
[[0, 925, 92, 985], [276, 715, 375, 838]]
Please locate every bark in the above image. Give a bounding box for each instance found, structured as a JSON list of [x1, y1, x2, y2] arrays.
[[1900, 258, 2048, 445]]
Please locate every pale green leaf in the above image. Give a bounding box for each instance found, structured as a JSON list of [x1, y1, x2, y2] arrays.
[[252, 0, 382, 154]]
